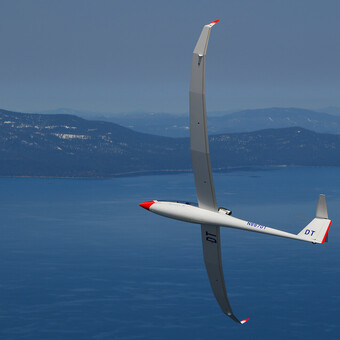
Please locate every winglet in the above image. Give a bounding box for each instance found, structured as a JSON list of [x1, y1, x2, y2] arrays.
[[207, 19, 220, 27], [240, 318, 250, 325], [228, 313, 249, 324]]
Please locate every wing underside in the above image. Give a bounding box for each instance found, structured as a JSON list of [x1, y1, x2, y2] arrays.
[[190, 21, 246, 324], [201, 224, 243, 323]]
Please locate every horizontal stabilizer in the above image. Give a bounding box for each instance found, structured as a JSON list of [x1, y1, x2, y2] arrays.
[[298, 218, 332, 243], [298, 194, 331, 243]]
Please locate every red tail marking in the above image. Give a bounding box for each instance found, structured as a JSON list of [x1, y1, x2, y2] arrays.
[[322, 220, 332, 244]]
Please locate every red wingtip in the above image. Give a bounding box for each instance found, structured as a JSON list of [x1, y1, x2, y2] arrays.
[[208, 19, 220, 25], [139, 201, 155, 210], [322, 220, 332, 243], [240, 318, 249, 324]]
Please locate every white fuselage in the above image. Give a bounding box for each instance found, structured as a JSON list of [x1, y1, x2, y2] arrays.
[[146, 200, 312, 243]]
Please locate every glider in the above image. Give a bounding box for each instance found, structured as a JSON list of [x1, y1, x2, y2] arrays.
[[139, 20, 332, 324]]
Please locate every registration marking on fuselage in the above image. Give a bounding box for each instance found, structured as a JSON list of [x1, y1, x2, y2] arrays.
[[247, 222, 266, 230]]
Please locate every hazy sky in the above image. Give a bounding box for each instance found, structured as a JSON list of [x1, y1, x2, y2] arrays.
[[1, 0, 339, 113]]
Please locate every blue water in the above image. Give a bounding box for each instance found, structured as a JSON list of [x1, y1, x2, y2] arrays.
[[0, 167, 339, 339]]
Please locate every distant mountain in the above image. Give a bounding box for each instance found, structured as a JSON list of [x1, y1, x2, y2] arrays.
[[1, 109, 340, 177], [0, 109, 187, 177], [208, 107, 340, 136], [318, 106, 340, 116], [39, 108, 192, 137], [40, 107, 340, 137]]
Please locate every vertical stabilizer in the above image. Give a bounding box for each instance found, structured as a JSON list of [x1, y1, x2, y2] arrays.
[[316, 194, 328, 219]]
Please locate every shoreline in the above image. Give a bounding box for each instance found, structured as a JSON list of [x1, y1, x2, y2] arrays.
[[0, 165, 338, 180]]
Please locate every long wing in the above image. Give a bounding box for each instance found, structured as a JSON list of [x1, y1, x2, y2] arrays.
[[190, 21, 247, 324], [189, 20, 218, 211], [201, 224, 247, 323]]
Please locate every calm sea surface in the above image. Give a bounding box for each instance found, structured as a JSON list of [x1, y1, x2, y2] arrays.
[[0, 167, 339, 339]]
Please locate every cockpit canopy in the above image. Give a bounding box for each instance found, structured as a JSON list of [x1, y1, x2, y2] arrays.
[[158, 200, 198, 207]]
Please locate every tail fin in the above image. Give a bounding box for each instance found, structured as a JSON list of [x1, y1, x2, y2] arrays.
[[298, 195, 332, 244], [316, 194, 328, 219]]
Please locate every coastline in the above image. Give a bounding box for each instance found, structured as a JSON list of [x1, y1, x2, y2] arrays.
[[0, 165, 337, 180]]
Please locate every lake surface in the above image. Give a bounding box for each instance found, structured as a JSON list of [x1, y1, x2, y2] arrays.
[[0, 167, 339, 339]]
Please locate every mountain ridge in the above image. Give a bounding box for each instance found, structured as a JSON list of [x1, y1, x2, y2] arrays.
[[1, 108, 340, 177], [38, 107, 340, 137]]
